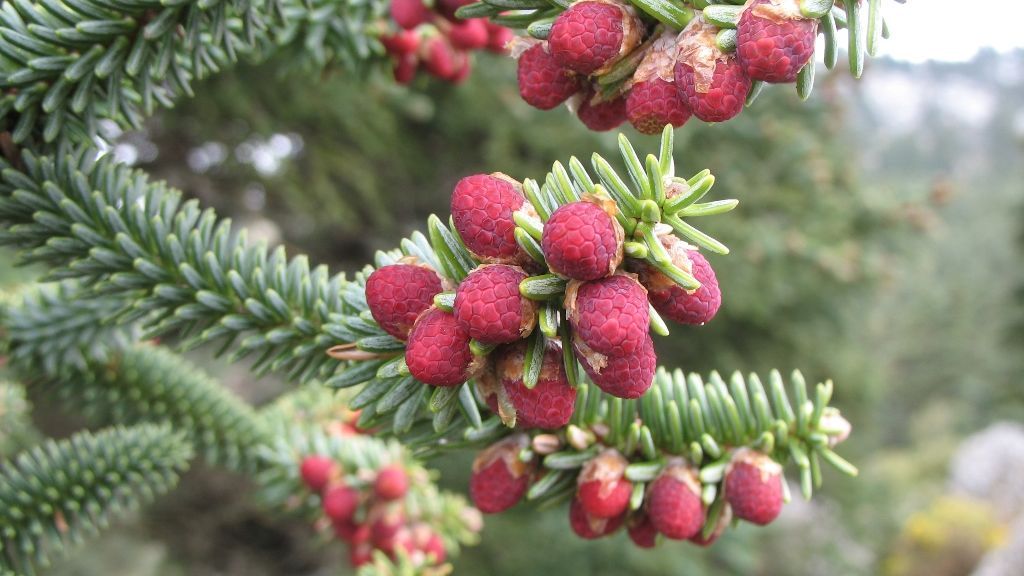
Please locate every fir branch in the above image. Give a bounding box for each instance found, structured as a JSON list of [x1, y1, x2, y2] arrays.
[[0, 135, 850, 465], [0, 381, 34, 457], [0, 144, 455, 451], [268, 0, 389, 73], [256, 425, 405, 514], [0, 146, 359, 385], [258, 384, 362, 437], [50, 345, 266, 471], [0, 423, 192, 575], [462, 369, 854, 521], [0, 0, 269, 144], [255, 411, 481, 551], [1, 282, 267, 470], [319, 128, 741, 441], [579, 367, 856, 498], [412, 367, 854, 501], [1, 288, 266, 471], [0, 0, 393, 145], [1, 285, 475, 557], [0, 281, 138, 376], [356, 550, 462, 576]]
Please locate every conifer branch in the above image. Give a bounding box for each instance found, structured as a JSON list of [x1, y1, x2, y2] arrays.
[[0, 381, 34, 457], [0, 0, 393, 145], [267, 0, 389, 73], [1, 282, 271, 471], [0, 423, 193, 575], [0, 281, 137, 375], [1, 285, 481, 565], [0, 134, 852, 460], [0, 0, 270, 144], [524, 368, 855, 505], [0, 146, 357, 385], [254, 387, 482, 569], [54, 345, 266, 471], [256, 419, 481, 547]]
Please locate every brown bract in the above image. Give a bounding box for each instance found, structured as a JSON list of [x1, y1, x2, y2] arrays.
[[727, 447, 783, 482], [589, 0, 645, 76], [578, 449, 629, 500], [475, 360, 518, 427], [751, 0, 807, 22], [630, 31, 680, 86], [821, 409, 853, 447], [531, 434, 562, 454], [495, 340, 565, 383], [517, 291, 540, 338], [471, 433, 532, 477], [507, 35, 541, 59], [660, 457, 702, 495], [652, 234, 700, 294], [664, 176, 690, 200], [675, 16, 726, 93], [490, 171, 526, 193], [570, 331, 608, 373], [568, 87, 623, 113]]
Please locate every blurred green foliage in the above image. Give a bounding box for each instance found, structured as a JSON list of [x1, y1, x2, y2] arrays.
[[0, 381, 34, 457]]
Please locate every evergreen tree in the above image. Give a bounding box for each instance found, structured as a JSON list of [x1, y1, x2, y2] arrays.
[[0, 0, 904, 573]]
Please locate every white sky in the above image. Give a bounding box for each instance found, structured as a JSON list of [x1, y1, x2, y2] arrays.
[[877, 0, 1024, 62]]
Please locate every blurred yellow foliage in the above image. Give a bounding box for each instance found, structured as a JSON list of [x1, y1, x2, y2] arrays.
[[884, 497, 1007, 576]]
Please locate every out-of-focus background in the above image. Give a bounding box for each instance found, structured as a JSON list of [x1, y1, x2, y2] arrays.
[[3, 1, 1023, 574]]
